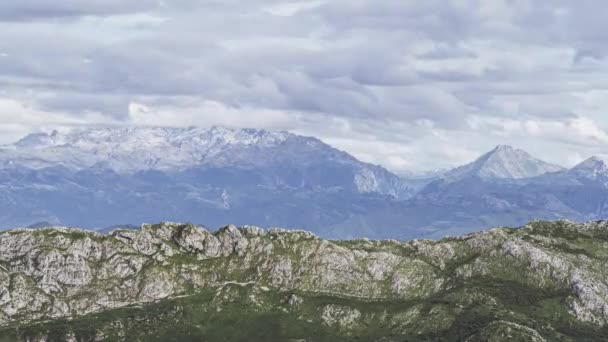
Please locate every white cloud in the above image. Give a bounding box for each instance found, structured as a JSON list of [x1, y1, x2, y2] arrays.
[[264, 1, 324, 16], [568, 117, 608, 143], [0, 0, 607, 172], [0, 97, 119, 143], [127, 100, 297, 130]]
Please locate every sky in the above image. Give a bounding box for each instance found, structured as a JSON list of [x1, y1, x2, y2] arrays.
[[0, 0, 607, 173]]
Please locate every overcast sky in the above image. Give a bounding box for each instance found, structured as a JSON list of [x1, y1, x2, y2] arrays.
[[0, 0, 607, 172]]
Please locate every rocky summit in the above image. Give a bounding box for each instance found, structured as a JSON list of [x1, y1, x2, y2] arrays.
[[2, 221, 608, 341]]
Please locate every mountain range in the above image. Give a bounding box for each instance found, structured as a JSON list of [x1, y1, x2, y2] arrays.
[[0, 126, 606, 239]]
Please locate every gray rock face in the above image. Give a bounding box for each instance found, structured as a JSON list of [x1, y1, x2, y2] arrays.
[[1, 220, 608, 330], [321, 304, 362, 330]]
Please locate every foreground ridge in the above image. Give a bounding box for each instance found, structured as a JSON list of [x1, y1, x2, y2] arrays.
[[2, 221, 608, 341]]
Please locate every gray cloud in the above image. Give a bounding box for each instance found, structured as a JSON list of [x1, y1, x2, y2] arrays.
[[0, 0, 607, 171], [0, 1, 160, 20]]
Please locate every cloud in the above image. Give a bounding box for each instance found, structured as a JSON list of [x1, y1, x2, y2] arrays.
[[0, 1, 160, 21], [126, 100, 296, 130], [0, 0, 607, 171], [0, 97, 119, 143]]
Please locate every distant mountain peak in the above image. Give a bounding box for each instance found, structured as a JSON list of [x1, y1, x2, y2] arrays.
[[14, 132, 54, 148], [445, 145, 563, 180], [579, 156, 606, 165], [492, 144, 516, 152], [570, 156, 608, 180]]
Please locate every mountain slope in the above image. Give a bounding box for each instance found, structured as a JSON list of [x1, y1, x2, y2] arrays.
[[402, 147, 608, 239], [444, 145, 563, 181], [0, 127, 420, 232], [1, 128, 608, 240], [2, 221, 608, 341], [0, 127, 412, 198], [569, 156, 608, 185]]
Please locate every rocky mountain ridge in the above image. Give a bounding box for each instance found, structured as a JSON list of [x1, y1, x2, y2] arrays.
[[0, 127, 411, 198], [5, 127, 293, 172], [443, 145, 564, 181], [2, 220, 608, 340], [0, 127, 607, 240], [569, 157, 608, 185]]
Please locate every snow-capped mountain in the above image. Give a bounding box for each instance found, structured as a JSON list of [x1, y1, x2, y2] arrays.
[[0, 126, 422, 235], [4, 127, 296, 172], [0, 127, 607, 240], [569, 157, 608, 183], [443, 145, 564, 181], [0, 127, 412, 198]]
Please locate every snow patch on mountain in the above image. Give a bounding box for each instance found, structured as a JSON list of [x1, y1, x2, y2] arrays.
[[0, 126, 414, 198], [444, 145, 564, 181], [570, 157, 608, 178], [569, 157, 608, 186], [0, 127, 297, 172]]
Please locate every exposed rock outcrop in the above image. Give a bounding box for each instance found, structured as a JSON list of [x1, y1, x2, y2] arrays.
[[1, 220, 608, 339]]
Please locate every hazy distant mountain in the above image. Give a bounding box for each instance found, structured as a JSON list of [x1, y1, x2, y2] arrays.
[[569, 157, 608, 184], [398, 168, 447, 179], [26, 221, 56, 229], [1, 127, 414, 198], [410, 148, 608, 238], [0, 128, 606, 240], [443, 145, 564, 181], [0, 127, 417, 234]]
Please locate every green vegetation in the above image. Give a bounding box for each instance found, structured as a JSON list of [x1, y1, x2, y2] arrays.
[[3, 220, 608, 341], [3, 278, 608, 341]]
